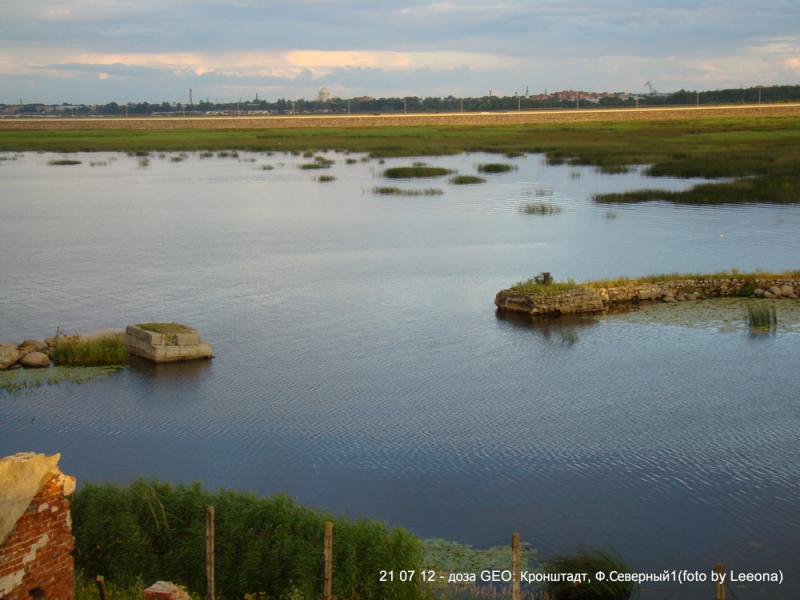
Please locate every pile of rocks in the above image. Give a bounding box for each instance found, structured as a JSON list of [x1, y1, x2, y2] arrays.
[[754, 284, 798, 299], [0, 340, 51, 371]]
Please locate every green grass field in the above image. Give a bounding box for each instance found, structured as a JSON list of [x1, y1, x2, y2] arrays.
[[2, 116, 800, 203]]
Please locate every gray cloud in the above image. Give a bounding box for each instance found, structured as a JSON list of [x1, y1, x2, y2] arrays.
[[1, 0, 799, 103]]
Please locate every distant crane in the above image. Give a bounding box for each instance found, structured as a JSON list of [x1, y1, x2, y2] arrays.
[[645, 81, 658, 96]]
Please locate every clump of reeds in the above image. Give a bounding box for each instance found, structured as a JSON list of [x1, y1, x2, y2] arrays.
[[199, 151, 214, 158], [170, 155, 185, 162], [570, 170, 582, 179], [372, 187, 443, 196], [51, 334, 128, 366], [477, 163, 516, 174], [450, 175, 486, 185], [299, 162, 330, 170], [317, 175, 336, 182], [314, 155, 335, 165], [383, 166, 454, 179], [520, 202, 562, 215], [137, 157, 150, 167], [48, 159, 82, 166], [345, 158, 358, 164], [89, 160, 108, 167], [260, 164, 274, 170], [747, 304, 777, 333]]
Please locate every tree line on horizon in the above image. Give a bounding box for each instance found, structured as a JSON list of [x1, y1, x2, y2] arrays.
[[4, 84, 800, 116]]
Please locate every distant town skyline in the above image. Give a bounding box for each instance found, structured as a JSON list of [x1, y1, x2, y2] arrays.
[[1, 1, 799, 104]]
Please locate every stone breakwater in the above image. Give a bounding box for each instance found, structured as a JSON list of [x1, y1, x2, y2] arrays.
[[0, 339, 53, 371], [495, 278, 800, 317]]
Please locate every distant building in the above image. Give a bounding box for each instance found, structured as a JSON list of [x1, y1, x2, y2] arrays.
[[318, 87, 331, 103]]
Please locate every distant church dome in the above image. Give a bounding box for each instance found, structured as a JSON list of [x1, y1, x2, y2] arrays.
[[318, 87, 331, 102]]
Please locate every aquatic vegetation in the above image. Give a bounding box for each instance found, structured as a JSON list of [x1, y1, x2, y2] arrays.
[[170, 155, 185, 162], [748, 304, 777, 333], [314, 155, 335, 165], [372, 186, 444, 196], [299, 162, 330, 169], [520, 202, 562, 215], [345, 158, 358, 164], [383, 166, 455, 178], [317, 174, 336, 182], [89, 160, 108, 166], [48, 159, 82, 166], [260, 164, 274, 170], [51, 334, 128, 366], [422, 538, 536, 573], [477, 162, 516, 174], [198, 150, 214, 158], [137, 157, 150, 167], [0, 366, 122, 395], [450, 175, 486, 185]]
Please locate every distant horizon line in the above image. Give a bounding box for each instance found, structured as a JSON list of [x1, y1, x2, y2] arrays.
[[3, 82, 798, 107]]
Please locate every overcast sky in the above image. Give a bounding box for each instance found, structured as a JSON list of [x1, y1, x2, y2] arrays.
[[1, 0, 799, 104]]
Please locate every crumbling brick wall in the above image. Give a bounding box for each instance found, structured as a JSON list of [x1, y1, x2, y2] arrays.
[[0, 454, 75, 600]]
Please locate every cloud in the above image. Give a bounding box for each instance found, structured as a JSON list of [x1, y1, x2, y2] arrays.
[[1, 1, 800, 103]]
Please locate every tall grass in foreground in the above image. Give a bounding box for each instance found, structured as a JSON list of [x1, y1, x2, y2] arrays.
[[748, 304, 777, 333], [51, 334, 128, 366], [72, 480, 422, 600]]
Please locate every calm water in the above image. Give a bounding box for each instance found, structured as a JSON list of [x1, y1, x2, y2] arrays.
[[1, 152, 799, 598]]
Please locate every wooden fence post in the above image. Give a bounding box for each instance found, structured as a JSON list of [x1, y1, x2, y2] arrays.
[[324, 520, 334, 600], [714, 563, 725, 600], [206, 506, 216, 600], [95, 575, 107, 600], [511, 533, 521, 600]]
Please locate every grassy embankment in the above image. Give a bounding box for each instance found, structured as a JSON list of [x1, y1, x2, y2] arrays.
[[509, 270, 800, 296], [2, 116, 800, 203]]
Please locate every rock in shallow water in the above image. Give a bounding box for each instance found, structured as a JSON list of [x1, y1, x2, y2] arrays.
[[20, 351, 50, 368], [0, 344, 21, 370]]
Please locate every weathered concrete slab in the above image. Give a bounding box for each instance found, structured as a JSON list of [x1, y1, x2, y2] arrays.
[[124, 325, 213, 363]]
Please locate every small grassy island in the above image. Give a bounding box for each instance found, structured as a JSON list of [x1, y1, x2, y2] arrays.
[[495, 271, 800, 317]]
